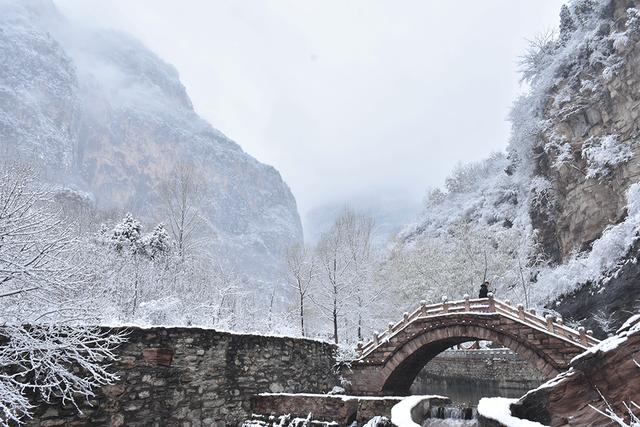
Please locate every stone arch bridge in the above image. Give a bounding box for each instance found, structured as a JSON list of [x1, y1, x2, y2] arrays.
[[347, 295, 600, 395]]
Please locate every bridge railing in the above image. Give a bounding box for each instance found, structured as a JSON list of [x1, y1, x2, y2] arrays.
[[357, 294, 599, 357]]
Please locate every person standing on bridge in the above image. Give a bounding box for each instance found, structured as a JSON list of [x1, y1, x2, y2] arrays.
[[479, 281, 489, 298]]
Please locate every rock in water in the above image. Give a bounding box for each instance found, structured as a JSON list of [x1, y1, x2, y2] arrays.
[[0, 0, 302, 283]]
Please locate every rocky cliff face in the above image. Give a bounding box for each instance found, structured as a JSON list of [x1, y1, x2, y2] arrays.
[[532, 0, 640, 264], [521, 0, 640, 332], [0, 0, 302, 281]]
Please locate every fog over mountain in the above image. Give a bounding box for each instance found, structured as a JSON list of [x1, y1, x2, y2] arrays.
[[0, 0, 302, 282], [52, 0, 564, 229]]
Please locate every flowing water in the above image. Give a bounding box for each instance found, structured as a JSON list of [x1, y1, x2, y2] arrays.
[[412, 379, 533, 407], [422, 405, 479, 426], [412, 379, 534, 426]]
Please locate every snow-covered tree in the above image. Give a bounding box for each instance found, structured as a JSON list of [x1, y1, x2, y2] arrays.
[[285, 244, 317, 337], [140, 223, 172, 260], [158, 162, 206, 260], [109, 212, 143, 254], [314, 215, 351, 344], [0, 163, 124, 425], [341, 210, 380, 341], [312, 209, 381, 344]]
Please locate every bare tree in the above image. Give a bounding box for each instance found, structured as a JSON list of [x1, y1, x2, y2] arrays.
[[315, 212, 352, 344], [313, 209, 378, 344], [0, 163, 125, 424], [285, 243, 317, 336], [158, 162, 205, 260], [342, 211, 378, 341]]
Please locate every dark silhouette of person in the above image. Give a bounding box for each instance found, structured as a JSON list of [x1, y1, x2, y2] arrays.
[[479, 282, 489, 298]]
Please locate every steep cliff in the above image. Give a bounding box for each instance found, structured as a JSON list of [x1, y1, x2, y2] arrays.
[[0, 0, 302, 281], [525, 0, 640, 332], [531, 0, 640, 264]]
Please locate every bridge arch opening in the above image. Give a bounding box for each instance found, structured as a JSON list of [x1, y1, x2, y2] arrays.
[[379, 324, 558, 395]]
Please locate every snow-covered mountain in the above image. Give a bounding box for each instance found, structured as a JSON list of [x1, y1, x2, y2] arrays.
[[0, 0, 302, 281], [392, 0, 640, 335]]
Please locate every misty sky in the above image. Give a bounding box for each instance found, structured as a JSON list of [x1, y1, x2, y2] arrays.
[[55, 0, 563, 226]]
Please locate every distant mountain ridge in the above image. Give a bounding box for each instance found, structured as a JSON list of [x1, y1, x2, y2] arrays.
[[0, 0, 303, 281]]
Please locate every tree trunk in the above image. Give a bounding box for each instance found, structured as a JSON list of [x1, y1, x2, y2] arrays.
[[131, 258, 140, 317], [332, 258, 338, 344], [299, 291, 305, 337], [333, 303, 338, 344]]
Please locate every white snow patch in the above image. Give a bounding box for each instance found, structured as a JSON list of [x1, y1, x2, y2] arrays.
[[257, 392, 404, 402], [582, 135, 632, 179], [477, 397, 548, 427], [519, 370, 575, 402], [97, 321, 334, 344], [618, 314, 640, 333], [571, 314, 640, 365], [363, 416, 389, 427], [533, 183, 640, 305], [390, 395, 448, 427]]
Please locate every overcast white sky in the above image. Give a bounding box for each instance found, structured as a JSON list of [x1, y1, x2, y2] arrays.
[[55, 0, 563, 225]]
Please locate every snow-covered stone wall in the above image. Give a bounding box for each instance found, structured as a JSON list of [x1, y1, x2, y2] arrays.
[[25, 327, 338, 426]]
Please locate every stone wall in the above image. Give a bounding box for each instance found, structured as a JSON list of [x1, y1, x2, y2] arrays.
[[251, 394, 407, 425], [411, 349, 545, 391], [27, 327, 338, 427]]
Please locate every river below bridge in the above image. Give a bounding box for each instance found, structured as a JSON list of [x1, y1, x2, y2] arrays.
[[408, 380, 533, 426], [409, 350, 538, 426], [411, 378, 532, 407]]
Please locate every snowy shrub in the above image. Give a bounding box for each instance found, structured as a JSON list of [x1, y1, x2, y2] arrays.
[[138, 296, 184, 325], [0, 164, 126, 424], [628, 8, 640, 33], [519, 30, 557, 85], [139, 223, 172, 260], [109, 212, 143, 254], [548, 139, 573, 170], [582, 135, 632, 179], [335, 341, 358, 362]]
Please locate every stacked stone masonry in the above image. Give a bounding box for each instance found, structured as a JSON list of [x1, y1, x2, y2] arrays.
[[348, 313, 588, 395], [26, 327, 338, 427], [413, 348, 545, 390], [251, 394, 407, 425]]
